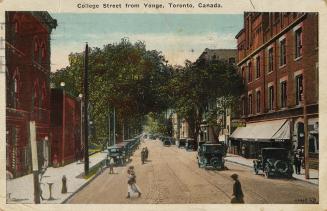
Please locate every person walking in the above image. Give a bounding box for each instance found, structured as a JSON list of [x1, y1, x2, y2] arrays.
[[293, 151, 301, 175], [145, 147, 149, 160], [230, 173, 244, 203], [141, 148, 145, 164], [126, 166, 141, 198]]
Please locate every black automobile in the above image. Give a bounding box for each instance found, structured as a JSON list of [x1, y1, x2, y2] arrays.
[[107, 144, 126, 165], [185, 138, 197, 151], [178, 138, 187, 148], [197, 143, 226, 170], [253, 147, 293, 178], [163, 138, 172, 147]]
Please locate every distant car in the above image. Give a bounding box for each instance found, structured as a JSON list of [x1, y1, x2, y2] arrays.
[[163, 139, 172, 147], [185, 138, 197, 151], [178, 138, 187, 148], [253, 147, 293, 178], [197, 143, 226, 170], [107, 144, 126, 166]]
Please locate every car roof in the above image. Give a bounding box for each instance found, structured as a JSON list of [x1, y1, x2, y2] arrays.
[[203, 143, 222, 146], [262, 147, 287, 150]]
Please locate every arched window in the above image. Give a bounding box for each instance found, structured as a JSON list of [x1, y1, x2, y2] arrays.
[[14, 21, 19, 33], [33, 37, 39, 61], [33, 80, 39, 110], [41, 81, 47, 107], [41, 42, 46, 61]]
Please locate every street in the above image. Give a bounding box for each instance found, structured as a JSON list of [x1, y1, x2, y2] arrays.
[[67, 139, 318, 204]]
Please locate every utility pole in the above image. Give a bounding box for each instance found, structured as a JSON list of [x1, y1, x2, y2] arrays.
[[108, 104, 110, 147], [84, 42, 89, 175], [113, 107, 116, 145], [29, 121, 40, 204], [303, 76, 310, 179]]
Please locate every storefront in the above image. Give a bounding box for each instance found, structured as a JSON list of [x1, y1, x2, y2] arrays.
[[230, 119, 291, 159]]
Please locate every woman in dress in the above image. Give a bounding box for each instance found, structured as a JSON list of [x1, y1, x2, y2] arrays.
[[127, 166, 141, 198]]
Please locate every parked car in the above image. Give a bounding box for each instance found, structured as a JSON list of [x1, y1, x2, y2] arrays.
[[178, 138, 187, 148], [163, 139, 172, 147], [185, 138, 197, 151], [253, 147, 293, 178], [197, 143, 226, 170], [107, 144, 126, 165]]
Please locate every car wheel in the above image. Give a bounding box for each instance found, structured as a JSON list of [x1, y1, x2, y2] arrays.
[[210, 158, 221, 169]]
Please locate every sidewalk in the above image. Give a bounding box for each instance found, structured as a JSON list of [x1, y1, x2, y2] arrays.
[[225, 153, 319, 185], [7, 151, 108, 204]]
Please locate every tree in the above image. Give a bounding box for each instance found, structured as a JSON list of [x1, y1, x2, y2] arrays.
[[170, 59, 243, 142], [50, 38, 171, 145]]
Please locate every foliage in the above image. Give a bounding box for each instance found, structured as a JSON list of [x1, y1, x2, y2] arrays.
[[143, 112, 172, 136], [50, 38, 171, 145], [170, 59, 243, 140]]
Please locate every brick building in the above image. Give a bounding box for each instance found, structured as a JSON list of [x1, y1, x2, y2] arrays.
[[5, 12, 57, 177], [230, 13, 318, 169], [50, 89, 82, 166]]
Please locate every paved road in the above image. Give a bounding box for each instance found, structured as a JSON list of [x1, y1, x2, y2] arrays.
[[67, 139, 318, 204]]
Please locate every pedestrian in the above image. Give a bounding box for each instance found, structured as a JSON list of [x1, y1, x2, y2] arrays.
[[145, 147, 149, 160], [293, 152, 301, 175], [230, 173, 244, 204], [108, 157, 114, 174], [126, 166, 141, 198], [141, 148, 145, 164]]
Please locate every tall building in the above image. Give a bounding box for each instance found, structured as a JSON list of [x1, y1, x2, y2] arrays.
[[6, 12, 57, 177], [231, 13, 318, 169]]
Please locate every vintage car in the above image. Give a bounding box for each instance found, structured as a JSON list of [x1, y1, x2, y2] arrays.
[[163, 138, 172, 147], [197, 143, 226, 170], [253, 147, 293, 178], [107, 144, 126, 165], [178, 138, 187, 148], [185, 138, 197, 151]]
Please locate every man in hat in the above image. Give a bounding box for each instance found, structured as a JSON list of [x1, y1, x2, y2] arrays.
[[230, 173, 244, 203]]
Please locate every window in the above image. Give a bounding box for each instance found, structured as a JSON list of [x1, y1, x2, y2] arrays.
[[280, 81, 287, 108], [248, 62, 252, 82], [280, 39, 286, 66], [41, 43, 46, 60], [248, 94, 253, 115], [268, 86, 274, 110], [41, 81, 47, 107], [256, 91, 261, 113], [268, 48, 274, 72], [256, 56, 260, 78], [295, 28, 302, 59], [295, 75, 303, 105], [241, 67, 246, 84], [14, 21, 19, 33], [33, 40, 38, 61], [241, 97, 246, 116], [12, 69, 20, 108]]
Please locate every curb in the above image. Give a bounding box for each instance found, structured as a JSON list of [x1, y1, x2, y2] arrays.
[[225, 159, 318, 186], [61, 161, 106, 204]]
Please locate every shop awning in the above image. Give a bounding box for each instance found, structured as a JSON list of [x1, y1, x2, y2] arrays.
[[230, 119, 290, 140]]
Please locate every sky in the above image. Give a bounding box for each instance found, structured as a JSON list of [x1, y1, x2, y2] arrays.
[[49, 13, 243, 71]]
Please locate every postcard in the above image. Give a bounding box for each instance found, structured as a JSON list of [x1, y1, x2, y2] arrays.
[[0, 0, 326, 210]]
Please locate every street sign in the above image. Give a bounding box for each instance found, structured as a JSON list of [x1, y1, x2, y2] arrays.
[[29, 121, 38, 171], [231, 119, 246, 127]]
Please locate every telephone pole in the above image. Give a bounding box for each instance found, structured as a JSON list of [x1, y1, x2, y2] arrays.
[[84, 42, 89, 175]]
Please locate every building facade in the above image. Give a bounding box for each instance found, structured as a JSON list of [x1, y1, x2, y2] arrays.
[[50, 89, 82, 166], [6, 12, 57, 177], [231, 12, 318, 169]]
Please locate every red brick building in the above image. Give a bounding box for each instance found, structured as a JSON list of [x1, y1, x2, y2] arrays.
[[231, 13, 318, 168], [50, 89, 82, 166], [6, 12, 57, 177]]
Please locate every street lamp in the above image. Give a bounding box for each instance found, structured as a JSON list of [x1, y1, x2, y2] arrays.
[[60, 82, 65, 87]]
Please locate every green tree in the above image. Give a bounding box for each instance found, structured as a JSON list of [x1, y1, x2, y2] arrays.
[[170, 59, 243, 141], [50, 38, 171, 145]]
